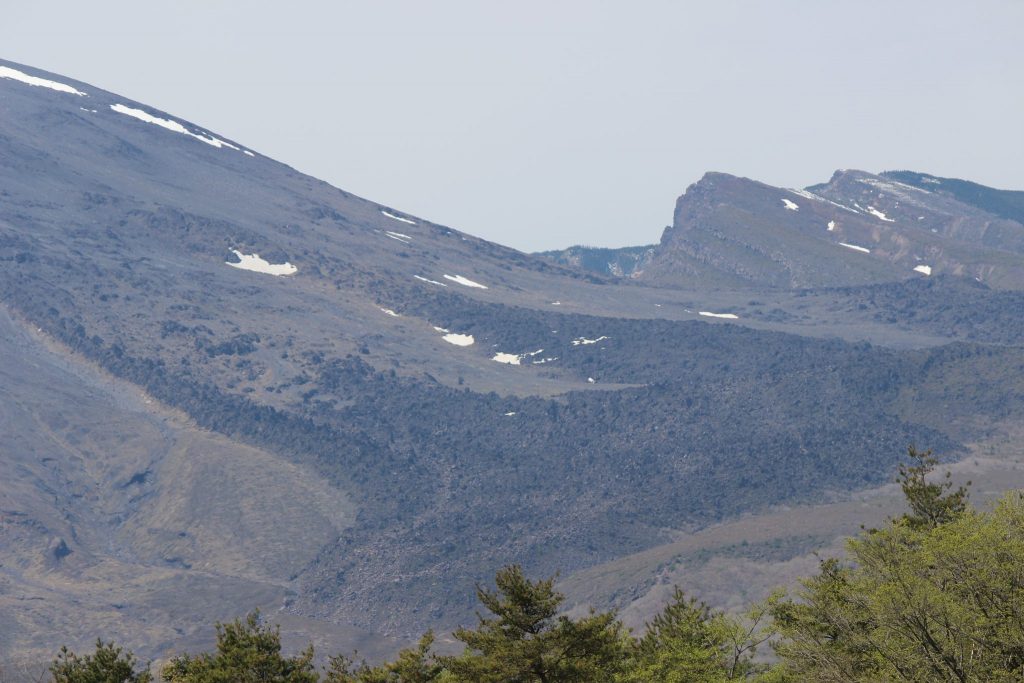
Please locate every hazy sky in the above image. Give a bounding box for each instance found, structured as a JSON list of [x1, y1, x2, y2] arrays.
[[3, 2, 1023, 251]]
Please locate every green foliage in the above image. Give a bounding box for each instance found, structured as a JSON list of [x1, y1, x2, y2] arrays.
[[161, 610, 317, 683], [619, 587, 779, 682], [444, 565, 628, 682], [773, 490, 1024, 682], [49, 640, 152, 683], [896, 445, 969, 530], [324, 631, 444, 683]]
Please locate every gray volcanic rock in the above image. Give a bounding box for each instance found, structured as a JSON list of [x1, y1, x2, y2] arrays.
[[1, 58, 1024, 666], [552, 170, 1024, 290]]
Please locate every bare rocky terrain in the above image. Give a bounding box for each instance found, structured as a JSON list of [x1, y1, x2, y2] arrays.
[[1, 58, 1023, 668]]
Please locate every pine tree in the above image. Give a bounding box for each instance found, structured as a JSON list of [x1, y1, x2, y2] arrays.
[[50, 640, 152, 683], [444, 565, 627, 682], [324, 631, 445, 682], [897, 445, 969, 530], [161, 610, 317, 683]]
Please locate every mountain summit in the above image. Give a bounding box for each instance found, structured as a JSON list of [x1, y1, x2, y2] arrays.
[[546, 169, 1024, 289]]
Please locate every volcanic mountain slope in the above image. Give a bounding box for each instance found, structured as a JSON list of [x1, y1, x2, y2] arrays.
[[2, 58, 1024, 664], [547, 170, 1024, 289]]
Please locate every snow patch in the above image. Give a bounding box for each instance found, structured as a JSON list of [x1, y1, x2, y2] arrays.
[[788, 188, 859, 213], [866, 206, 895, 222], [243, 150, 255, 157], [781, 198, 799, 211], [225, 250, 297, 276], [111, 104, 239, 149], [550, 301, 561, 306], [380, 308, 399, 317], [839, 242, 871, 254], [913, 265, 932, 276], [492, 349, 544, 365], [414, 275, 447, 287], [858, 178, 931, 195], [587, 377, 596, 384], [441, 333, 474, 346], [787, 188, 821, 202], [572, 336, 608, 346], [381, 210, 416, 225], [0, 66, 86, 96], [698, 311, 738, 319], [443, 274, 488, 289], [504, 412, 517, 416], [827, 220, 836, 231], [79, 107, 97, 113], [385, 231, 411, 244]]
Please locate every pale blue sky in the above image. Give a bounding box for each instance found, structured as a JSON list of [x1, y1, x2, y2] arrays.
[[3, 1, 1022, 250]]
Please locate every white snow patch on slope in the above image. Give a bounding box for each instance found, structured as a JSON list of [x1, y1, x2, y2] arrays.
[[839, 242, 871, 254], [781, 198, 799, 211], [443, 274, 488, 289], [787, 188, 820, 202], [442, 333, 474, 346], [914, 265, 932, 275], [111, 104, 239, 149], [226, 250, 297, 276], [381, 210, 416, 225], [859, 177, 931, 195], [243, 150, 255, 157], [698, 311, 738, 319], [788, 188, 860, 213], [415, 275, 447, 287], [504, 412, 517, 416], [493, 349, 544, 365], [866, 206, 895, 222], [572, 336, 608, 346], [380, 308, 399, 317], [79, 107, 97, 113], [827, 220, 836, 231], [0, 66, 86, 96], [385, 231, 411, 244]]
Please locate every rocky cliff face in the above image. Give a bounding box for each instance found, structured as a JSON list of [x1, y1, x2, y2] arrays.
[[552, 170, 1024, 290], [645, 169, 1024, 289]]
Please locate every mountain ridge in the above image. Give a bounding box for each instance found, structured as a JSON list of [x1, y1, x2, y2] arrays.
[[2, 58, 1023, 665], [541, 168, 1024, 289]]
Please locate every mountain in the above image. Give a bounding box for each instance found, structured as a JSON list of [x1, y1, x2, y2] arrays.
[[2, 58, 1024, 667], [546, 170, 1024, 290], [537, 244, 656, 278], [878, 170, 1024, 226]]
